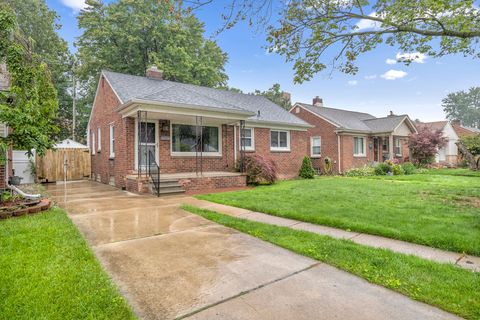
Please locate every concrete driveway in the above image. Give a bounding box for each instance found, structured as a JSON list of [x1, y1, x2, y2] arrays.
[[48, 181, 459, 320]]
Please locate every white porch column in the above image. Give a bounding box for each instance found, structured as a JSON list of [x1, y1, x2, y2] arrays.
[[389, 135, 394, 160]]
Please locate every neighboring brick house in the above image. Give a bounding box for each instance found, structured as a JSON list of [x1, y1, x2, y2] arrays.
[[87, 67, 311, 194], [290, 97, 417, 173], [417, 120, 480, 165]]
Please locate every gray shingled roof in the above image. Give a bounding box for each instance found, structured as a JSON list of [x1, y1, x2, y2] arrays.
[[297, 103, 410, 133], [103, 70, 308, 126]]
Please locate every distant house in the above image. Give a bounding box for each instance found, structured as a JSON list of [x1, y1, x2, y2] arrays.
[[290, 97, 417, 173], [417, 120, 480, 165], [87, 67, 311, 194]]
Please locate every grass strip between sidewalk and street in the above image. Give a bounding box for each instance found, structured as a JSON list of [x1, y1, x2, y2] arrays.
[[0, 207, 136, 320], [182, 205, 480, 320]]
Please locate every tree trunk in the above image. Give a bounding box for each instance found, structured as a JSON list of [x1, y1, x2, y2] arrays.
[[456, 141, 479, 170]]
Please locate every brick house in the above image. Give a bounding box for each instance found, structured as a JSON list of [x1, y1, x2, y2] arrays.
[[87, 67, 311, 194], [290, 97, 417, 173]]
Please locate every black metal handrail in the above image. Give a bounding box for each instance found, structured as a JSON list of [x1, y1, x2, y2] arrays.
[[147, 149, 160, 197]]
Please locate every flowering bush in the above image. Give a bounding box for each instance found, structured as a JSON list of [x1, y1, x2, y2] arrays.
[[345, 166, 375, 177], [374, 159, 404, 175], [409, 127, 447, 167], [242, 155, 277, 185]]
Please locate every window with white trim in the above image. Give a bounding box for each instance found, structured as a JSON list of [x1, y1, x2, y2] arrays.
[[171, 124, 220, 155], [91, 131, 96, 155], [240, 128, 254, 151], [109, 124, 115, 158], [97, 127, 101, 152], [353, 137, 366, 156], [311, 136, 321, 157], [394, 138, 402, 156], [270, 130, 290, 151]]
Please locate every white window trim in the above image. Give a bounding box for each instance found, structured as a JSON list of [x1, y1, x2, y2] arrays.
[[310, 136, 321, 157], [353, 136, 366, 157], [109, 124, 115, 158], [97, 127, 101, 152], [170, 122, 222, 157], [91, 131, 96, 155], [394, 138, 402, 156], [240, 127, 255, 151], [270, 129, 290, 152]]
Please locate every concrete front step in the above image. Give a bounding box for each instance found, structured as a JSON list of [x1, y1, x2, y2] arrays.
[[150, 178, 185, 196]]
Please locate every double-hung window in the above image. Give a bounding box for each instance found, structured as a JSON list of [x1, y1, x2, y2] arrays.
[[353, 136, 366, 157], [311, 137, 321, 157], [109, 124, 115, 158], [240, 128, 254, 151], [270, 130, 290, 151], [97, 127, 101, 152], [394, 138, 402, 156]]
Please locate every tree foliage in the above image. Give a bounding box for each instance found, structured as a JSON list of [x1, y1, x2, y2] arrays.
[[0, 7, 58, 156], [195, 0, 480, 82], [458, 134, 480, 170], [254, 83, 291, 110], [408, 127, 447, 166], [442, 87, 480, 129], [1, 0, 73, 140]]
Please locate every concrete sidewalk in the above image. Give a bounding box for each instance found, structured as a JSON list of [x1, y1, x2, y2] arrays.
[[185, 198, 480, 272], [48, 181, 461, 320]]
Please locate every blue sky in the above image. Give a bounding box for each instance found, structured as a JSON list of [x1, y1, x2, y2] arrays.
[[46, 0, 480, 121]]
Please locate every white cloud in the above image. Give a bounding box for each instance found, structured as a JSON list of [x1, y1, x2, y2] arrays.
[[347, 80, 358, 86], [61, 0, 88, 11], [396, 52, 427, 64], [385, 58, 397, 65], [380, 69, 408, 80], [364, 74, 377, 80], [355, 12, 382, 30]]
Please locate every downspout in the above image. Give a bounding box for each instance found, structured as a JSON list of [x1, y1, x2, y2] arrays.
[[233, 124, 237, 164], [337, 135, 342, 174]]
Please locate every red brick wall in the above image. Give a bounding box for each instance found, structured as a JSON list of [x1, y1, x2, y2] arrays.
[[179, 175, 247, 191], [89, 76, 133, 189], [241, 127, 308, 179], [290, 106, 341, 173], [339, 135, 375, 171]]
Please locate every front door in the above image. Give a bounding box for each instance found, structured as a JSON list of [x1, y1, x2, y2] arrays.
[[137, 121, 159, 169], [373, 138, 379, 162]]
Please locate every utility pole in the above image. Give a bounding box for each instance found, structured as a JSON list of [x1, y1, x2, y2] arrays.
[[72, 72, 76, 141]]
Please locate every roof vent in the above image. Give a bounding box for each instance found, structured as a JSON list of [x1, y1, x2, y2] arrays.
[[146, 65, 163, 80], [313, 96, 323, 107], [388, 110, 395, 117], [257, 110, 261, 117]]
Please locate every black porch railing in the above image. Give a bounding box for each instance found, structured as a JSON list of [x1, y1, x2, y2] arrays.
[[147, 149, 160, 197]]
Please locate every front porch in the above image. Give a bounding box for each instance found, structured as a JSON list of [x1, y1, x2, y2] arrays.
[[125, 171, 247, 195]]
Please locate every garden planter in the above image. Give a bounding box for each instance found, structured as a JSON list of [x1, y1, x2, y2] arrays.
[[0, 210, 13, 219], [13, 207, 29, 217]]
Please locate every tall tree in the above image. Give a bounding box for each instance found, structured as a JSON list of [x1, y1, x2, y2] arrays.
[[76, 0, 228, 105], [193, 0, 480, 82], [0, 7, 58, 156], [1, 0, 73, 140], [253, 83, 291, 110], [442, 87, 480, 129]]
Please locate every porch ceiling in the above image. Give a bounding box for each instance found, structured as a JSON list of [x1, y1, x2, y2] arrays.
[[118, 100, 254, 125]]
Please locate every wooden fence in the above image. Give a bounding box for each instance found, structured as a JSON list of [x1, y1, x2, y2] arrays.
[[36, 148, 90, 182]]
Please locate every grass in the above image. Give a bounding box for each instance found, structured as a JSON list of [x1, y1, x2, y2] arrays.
[[183, 205, 480, 320], [425, 168, 480, 177], [197, 170, 480, 255], [0, 208, 136, 320]]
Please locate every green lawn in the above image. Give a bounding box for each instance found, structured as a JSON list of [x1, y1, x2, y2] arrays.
[[0, 208, 136, 320], [197, 170, 480, 255], [183, 206, 480, 320]]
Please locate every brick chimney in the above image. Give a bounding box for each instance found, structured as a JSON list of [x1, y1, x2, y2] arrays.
[[146, 65, 163, 80], [451, 119, 461, 126], [313, 96, 323, 107]]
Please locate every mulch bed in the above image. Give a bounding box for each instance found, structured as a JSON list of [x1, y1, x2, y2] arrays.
[[0, 198, 52, 219]]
